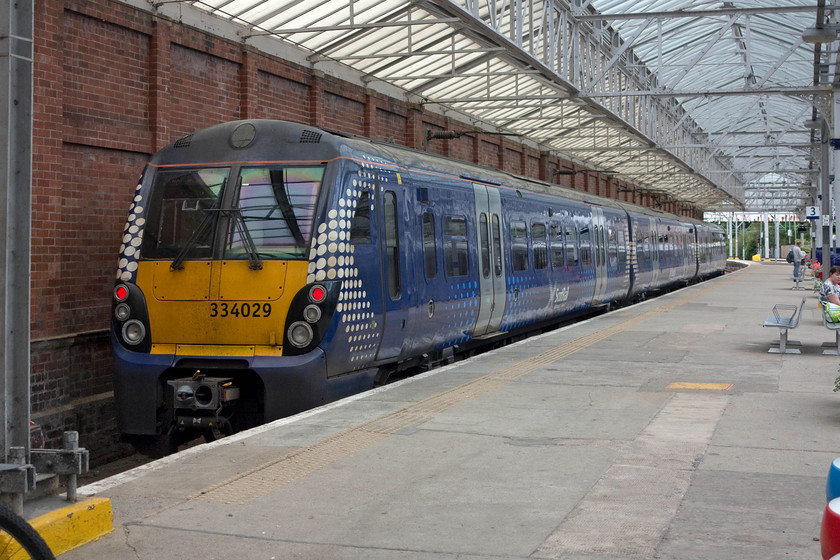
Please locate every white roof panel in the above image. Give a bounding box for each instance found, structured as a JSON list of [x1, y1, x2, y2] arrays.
[[148, 0, 832, 212]]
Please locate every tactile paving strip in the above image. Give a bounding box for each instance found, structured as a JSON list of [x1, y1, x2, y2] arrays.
[[193, 271, 743, 505]]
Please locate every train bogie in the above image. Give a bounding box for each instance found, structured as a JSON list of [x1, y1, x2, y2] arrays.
[[111, 120, 725, 452]]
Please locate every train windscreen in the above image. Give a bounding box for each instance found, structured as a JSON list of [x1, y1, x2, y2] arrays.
[[226, 166, 323, 259], [141, 165, 324, 262]]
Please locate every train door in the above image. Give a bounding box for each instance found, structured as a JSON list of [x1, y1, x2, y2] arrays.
[[375, 187, 406, 361], [591, 207, 608, 304], [472, 184, 506, 336], [649, 217, 660, 287]]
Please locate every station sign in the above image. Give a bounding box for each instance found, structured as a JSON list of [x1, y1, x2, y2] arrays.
[[806, 206, 819, 220]]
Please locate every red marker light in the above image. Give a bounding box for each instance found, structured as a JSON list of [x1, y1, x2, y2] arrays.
[[309, 285, 326, 303], [114, 284, 129, 302]]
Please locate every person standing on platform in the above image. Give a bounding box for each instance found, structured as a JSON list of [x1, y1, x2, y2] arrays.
[[792, 242, 806, 281]]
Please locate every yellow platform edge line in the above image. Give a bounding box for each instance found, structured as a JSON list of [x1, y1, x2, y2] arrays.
[[30, 497, 114, 556]]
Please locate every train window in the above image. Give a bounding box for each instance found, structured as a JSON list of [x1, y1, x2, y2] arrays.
[[579, 226, 592, 266], [510, 220, 528, 271], [564, 223, 578, 266], [142, 167, 229, 259], [383, 191, 401, 300], [492, 214, 502, 277], [350, 190, 372, 244], [532, 222, 547, 269], [423, 213, 437, 279], [444, 215, 467, 236], [226, 166, 323, 259], [550, 224, 564, 267], [639, 231, 649, 262], [616, 229, 626, 267], [444, 215, 469, 277], [479, 213, 490, 279], [608, 226, 618, 267]]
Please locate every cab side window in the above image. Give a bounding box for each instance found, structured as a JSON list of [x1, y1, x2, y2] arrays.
[[350, 190, 371, 244]]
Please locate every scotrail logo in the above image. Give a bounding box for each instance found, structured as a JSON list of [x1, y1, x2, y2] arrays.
[[553, 286, 569, 305]]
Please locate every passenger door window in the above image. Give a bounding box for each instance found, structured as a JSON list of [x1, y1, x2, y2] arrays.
[[492, 214, 503, 276], [479, 213, 491, 279], [383, 191, 401, 300]]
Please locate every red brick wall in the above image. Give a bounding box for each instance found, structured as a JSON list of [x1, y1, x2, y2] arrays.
[[525, 154, 540, 179], [257, 72, 311, 122], [58, 145, 149, 334], [375, 108, 408, 146], [324, 92, 366, 135], [31, 0, 698, 465], [63, 11, 151, 149], [503, 147, 521, 174], [478, 139, 499, 169]]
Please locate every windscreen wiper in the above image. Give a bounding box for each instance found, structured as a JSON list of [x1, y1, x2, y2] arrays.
[[170, 205, 218, 271], [224, 208, 263, 271], [269, 170, 306, 249], [171, 208, 262, 271]]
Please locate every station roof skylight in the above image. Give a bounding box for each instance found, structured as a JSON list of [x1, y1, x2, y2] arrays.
[[143, 0, 831, 213]]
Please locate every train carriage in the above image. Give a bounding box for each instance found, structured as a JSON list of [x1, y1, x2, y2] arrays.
[[111, 120, 725, 453]]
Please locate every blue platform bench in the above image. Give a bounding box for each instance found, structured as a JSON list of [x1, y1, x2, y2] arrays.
[[823, 312, 840, 355], [763, 296, 807, 354]]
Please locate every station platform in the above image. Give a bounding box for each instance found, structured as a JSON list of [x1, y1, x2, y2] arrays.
[[42, 261, 840, 558]]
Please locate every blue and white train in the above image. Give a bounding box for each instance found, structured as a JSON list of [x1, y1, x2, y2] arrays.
[[111, 120, 726, 452]]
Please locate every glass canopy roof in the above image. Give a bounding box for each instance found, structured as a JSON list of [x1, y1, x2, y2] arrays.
[[145, 0, 831, 213]]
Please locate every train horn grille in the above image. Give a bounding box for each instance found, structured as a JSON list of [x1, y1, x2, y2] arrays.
[[300, 130, 322, 143]]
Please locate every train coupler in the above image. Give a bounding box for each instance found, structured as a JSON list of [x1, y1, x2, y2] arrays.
[[167, 373, 240, 412]]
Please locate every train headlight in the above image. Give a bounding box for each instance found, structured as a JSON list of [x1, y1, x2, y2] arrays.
[[303, 304, 321, 323], [288, 321, 313, 348], [122, 320, 146, 346], [114, 303, 131, 321]]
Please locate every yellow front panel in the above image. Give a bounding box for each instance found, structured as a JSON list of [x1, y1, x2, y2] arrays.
[[219, 260, 287, 301], [176, 344, 255, 357], [152, 261, 212, 301], [136, 260, 309, 348]]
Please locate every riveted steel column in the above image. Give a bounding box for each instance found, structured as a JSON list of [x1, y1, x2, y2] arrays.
[[834, 90, 840, 268], [822, 117, 831, 268], [0, 0, 33, 479]]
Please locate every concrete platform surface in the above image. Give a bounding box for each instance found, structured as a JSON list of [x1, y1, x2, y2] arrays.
[[45, 261, 840, 558]]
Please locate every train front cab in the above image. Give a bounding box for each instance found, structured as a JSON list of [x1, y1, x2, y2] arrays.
[[111, 130, 373, 453]]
